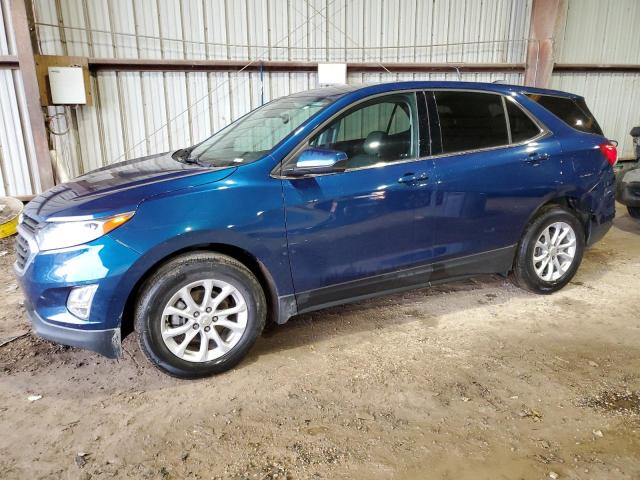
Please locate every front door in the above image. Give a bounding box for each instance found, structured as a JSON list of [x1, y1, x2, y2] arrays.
[[281, 92, 436, 311]]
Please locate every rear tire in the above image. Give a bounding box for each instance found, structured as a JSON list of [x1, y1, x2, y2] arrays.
[[135, 252, 266, 378], [511, 206, 585, 294], [628, 206, 640, 219]]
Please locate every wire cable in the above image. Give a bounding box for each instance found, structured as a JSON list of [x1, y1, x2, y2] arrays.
[[110, 0, 342, 163]]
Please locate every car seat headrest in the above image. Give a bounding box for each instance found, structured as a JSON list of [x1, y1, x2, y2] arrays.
[[363, 131, 388, 156]]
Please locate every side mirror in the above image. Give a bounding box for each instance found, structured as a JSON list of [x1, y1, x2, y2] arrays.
[[284, 148, 348, 176]]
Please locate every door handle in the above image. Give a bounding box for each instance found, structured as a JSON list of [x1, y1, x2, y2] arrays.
[[524, 152, 550, 163], [398, 172, 429, 185]]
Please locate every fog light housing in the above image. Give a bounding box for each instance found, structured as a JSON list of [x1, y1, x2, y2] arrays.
[[67, 285, 98, 319]]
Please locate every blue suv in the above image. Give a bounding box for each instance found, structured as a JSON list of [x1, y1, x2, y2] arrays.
[[14, 82, 616, 378]]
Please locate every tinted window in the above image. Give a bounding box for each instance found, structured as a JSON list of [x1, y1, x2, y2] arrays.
[[526, 94, 603, 135], [506, 100, 540, 143], [434, 91, 508, 154], [309, 93, 417, 169]]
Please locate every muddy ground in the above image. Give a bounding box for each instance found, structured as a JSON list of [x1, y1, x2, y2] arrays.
[[0, 207, 639, 480]]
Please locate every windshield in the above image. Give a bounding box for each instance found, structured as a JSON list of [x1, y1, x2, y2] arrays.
[[189, 94, 334, 166]]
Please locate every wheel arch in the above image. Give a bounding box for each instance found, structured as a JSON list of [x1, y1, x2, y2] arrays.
[[525, 194, 590, 239], [510, 194, 590, 273], [120, 242, 282, 339]]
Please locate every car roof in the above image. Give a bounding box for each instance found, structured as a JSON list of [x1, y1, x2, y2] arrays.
[[288, 81, 580, 102]]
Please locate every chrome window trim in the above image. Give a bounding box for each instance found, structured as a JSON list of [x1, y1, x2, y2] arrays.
[[272, 88, 550, 179]]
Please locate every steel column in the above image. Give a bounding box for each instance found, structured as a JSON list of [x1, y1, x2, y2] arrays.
[[524, 0, 564, 88]]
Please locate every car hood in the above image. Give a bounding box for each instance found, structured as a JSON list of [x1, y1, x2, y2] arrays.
[[24, 152, 236, 221]]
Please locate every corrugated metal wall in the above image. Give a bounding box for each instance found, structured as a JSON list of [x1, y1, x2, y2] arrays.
[[556, 0, 640, 65], [553, 0, 640, 159], [0, 0, 40, 196], [3, 0, 638, 194], [551, 72, 640, 158], [31, 0, 531, 175]]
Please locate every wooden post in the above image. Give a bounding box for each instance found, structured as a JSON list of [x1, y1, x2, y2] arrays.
[[10, 0, 55, 191]]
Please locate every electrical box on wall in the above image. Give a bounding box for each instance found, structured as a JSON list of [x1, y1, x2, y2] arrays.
[[48, 67, 87, 104], [318, 63, 347, 85], [34, 55, 92, 106]]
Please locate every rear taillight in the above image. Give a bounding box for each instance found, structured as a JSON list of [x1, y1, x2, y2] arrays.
[[599, 142, 618, 166]]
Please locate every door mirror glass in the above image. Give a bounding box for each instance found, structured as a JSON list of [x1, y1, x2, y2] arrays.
[[286, 148, 348, 176]]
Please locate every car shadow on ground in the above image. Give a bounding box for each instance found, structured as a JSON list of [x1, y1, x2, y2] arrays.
[[247, 250, 612, 363], [249, 275, 527, 358]]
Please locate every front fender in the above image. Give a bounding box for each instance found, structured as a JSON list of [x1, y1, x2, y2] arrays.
[[107, 164, 292, 328]]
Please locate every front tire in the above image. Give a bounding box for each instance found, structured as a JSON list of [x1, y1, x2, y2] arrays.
[[135, 252, 266, 378], [628, 206, 640, 219], [512, 206, 585, 294]]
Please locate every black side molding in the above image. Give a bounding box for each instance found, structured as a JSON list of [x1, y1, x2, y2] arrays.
[[289, 245, 516, 318]]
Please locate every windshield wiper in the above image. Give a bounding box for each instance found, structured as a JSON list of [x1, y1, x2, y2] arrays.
[[171, 146, 198, 164]]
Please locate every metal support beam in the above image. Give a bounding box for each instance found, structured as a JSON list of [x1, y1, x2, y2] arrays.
[[0, 55, 19, 68], [87, 58, 525, 74], [554, 63, 640, 73], [10, 0, 55, 191], [525, 0, 563, 87]]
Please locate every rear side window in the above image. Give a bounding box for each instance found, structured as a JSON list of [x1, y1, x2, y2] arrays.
[[506, 100, 541, 143], [526, 94, 603, 135], [434, 91, 508, 154]]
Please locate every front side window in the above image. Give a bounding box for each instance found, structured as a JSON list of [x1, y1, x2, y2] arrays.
[[309, 93, 418, 169], [434, 91, 509, 154], [526, 94, 603, 135], [190, 94, 334, 166]]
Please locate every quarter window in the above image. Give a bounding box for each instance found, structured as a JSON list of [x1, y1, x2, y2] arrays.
[[506, 99, 541, 143], [309, 93, 417, 169], [526, 94, 603, 135], [434, 91, 509, 154]]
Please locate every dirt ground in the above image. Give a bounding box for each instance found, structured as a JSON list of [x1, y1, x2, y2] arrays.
[[0, 207, 639, 480]]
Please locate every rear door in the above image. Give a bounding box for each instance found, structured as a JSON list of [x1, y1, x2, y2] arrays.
[[426, 90, 563, 274], [281, 92, 436, 311]]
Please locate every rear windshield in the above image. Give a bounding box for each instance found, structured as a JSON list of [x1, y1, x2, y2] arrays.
[[526, 93, 603, 136]]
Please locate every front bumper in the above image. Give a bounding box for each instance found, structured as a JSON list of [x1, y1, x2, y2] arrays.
[[15, 233, 141, 358], [26, 300, 121, 358]]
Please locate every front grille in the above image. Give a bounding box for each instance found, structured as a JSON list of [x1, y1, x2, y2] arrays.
[[21, 214, 38, 235], [15, 234, 30, 271], [14, 214, 39, 273]]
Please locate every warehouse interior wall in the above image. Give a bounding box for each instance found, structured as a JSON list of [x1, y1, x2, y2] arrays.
[[551, 0, 640, 159], [32, 0, 530, 179], [0, 0, 638, 195]]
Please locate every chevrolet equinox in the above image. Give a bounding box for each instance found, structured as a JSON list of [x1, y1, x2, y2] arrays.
[[15, 82, 617, 378]]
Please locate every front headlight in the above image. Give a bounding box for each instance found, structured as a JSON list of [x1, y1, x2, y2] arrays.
[[36, 212, 135, 251]]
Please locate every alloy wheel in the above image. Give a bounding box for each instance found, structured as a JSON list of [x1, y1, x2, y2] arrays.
[[532, 221, 577, 282], [160, 279, 248, 362]]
